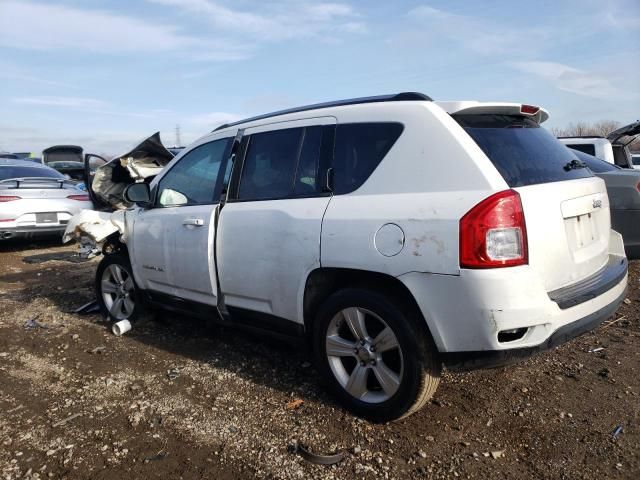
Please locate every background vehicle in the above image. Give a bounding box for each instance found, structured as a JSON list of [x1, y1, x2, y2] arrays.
[[84, 93, 627, 421], [558, 120, 640, 169], [632, 153, 640, 170], [42, 145, 83, 164], [572, 149, 640, 259], [0, 152, 18, 159], [47, 160, 85, 181], [0, 159, 93, 240]]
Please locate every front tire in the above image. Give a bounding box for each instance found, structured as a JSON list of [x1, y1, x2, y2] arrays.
[[313, 288, 440, 422], [95, 253, 145, 322]]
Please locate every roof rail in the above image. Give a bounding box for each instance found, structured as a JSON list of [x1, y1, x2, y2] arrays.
[[213, 92, 432, 132], [557, 135, 604, 139]]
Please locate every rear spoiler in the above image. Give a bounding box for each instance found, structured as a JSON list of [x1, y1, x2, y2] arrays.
[[436, 101, 549, 124], [0, 177, 70, 189]]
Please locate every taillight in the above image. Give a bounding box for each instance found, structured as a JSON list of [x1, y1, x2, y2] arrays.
[[520, 104, 540, 115], [67, 194, 90, 201], [0, 196, 21, 202], [460, 190, 528, 269], [637, 181, 640, 193]]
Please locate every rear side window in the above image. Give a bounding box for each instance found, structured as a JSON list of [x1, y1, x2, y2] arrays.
[[333, 123, 404, 194], [238, 128, 302, 200], [566, 144, 596, 156], [456, 115, 593, 187], [237, 126, 324, 201], [0, 166, 65, 181]]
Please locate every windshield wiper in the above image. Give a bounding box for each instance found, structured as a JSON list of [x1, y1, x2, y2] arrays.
[[563, 159, 587, 171]]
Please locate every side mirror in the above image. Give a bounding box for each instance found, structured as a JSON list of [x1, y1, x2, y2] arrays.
[[123, 183, 151, 207]]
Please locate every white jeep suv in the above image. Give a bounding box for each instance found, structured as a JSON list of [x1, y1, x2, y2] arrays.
[[94, 93, 628, 421]]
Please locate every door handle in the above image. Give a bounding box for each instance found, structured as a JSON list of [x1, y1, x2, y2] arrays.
[[183, 218, 204, 226]]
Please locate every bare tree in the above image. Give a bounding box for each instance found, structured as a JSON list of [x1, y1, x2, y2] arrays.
[[552, 119, 640, 152], [551, 120, 620, 137]]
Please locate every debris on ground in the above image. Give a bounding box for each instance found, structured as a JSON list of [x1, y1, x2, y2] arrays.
[[612, 425, 623, 440], [112, 319, 132, 336], [74, 300, 101, 315], [289, 440, 345, 465], [285, 399, 304, 410], [24, 316, 47, 329], [52, 413, 83, 428]]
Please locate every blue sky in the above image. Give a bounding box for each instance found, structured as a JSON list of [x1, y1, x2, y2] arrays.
[[1, 0, 639, 155]]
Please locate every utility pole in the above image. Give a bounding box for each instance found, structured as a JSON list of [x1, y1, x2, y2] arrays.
[[175, 124, 182, 148]]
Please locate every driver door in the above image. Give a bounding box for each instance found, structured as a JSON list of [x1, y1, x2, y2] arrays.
[[130, 137, 233, 306]]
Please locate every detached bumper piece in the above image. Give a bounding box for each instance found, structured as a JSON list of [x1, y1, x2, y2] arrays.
[[548, 255, 628, 309]]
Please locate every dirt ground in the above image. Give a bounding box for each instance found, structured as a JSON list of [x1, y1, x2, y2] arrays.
[[0, 239, 638, 480]]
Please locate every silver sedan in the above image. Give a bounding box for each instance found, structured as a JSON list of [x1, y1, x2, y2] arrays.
[[0, 159, 93, 240]]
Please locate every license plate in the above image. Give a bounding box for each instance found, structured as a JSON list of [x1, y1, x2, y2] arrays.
[[36, 213, 58, 224]]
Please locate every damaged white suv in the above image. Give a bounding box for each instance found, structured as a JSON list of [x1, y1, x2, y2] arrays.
[[78, 93, 628, 421]]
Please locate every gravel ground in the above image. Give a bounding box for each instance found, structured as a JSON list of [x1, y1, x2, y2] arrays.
[[0, 239, 638, 479]]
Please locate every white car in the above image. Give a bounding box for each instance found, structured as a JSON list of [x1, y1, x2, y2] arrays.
[[632, 153, 640, 170], [88, 93, 628, 421], [0, 159, 93, 240], [558, 120, 640, 169]]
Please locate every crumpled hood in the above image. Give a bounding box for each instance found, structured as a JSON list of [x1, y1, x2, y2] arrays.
[[92, 132, 173, 210]]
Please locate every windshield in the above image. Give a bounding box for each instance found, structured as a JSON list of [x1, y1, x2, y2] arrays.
[[0, 166, 65, 181], [455, 114, 593, 187]]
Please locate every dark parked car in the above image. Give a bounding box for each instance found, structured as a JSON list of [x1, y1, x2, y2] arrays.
[[572, 149, 640, 259]]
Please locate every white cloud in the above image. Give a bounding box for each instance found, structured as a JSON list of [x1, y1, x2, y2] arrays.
[[0, 0, 249, 60], [187, 111, 244, 128], [148, 0, 366, 41], [511, 61, 617, 99], [407, 6, 547, 56], [0, 1, 199, 53], [12, 96, 108, 108]]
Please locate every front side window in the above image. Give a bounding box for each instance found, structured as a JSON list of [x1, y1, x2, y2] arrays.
[[157, 139, 229, 207]]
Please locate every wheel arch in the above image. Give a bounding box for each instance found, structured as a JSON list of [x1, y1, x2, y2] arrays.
[[302, 267, 440, 351]]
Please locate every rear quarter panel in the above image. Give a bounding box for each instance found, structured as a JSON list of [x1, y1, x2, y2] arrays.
[[321, 103, 506, 276]]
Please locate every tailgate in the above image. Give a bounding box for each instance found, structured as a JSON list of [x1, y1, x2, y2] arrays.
[[516, 177, 610, 291]]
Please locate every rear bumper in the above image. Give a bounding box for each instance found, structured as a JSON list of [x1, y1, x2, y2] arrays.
[[441, 286, 627, 371], [399, 230, 628, 356], [0, 225, 65, 240]]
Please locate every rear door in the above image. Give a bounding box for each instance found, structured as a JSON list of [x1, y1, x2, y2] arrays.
[[457, 114, 611, 290], [217, 118, 335, 324]]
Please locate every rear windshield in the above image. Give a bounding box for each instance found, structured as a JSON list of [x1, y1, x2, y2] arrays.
[[44, 151, 82, 163], [0, 166, 65, 181], [455, 114, 593, 187]]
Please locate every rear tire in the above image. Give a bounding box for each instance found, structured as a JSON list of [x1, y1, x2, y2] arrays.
[[95, 253, 147, 322], [313, 288, 440, 422]]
